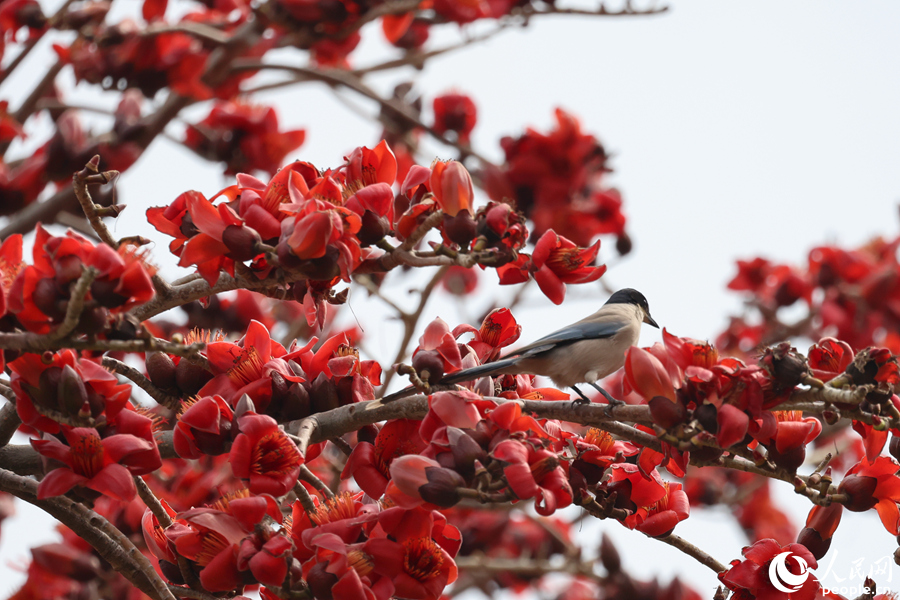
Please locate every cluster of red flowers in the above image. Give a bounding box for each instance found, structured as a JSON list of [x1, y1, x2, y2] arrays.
[[485, 108, 631, 252], [721, 234, 900, 355], [1, 226, 155, 337], [184, 100, 306, 176], [148, 141, 609, 311]]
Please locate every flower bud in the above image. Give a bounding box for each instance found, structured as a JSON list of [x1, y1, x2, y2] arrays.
[[412, 350, 444, 385], [418, 466, 465, 508], [615, 233, 632, 256], [90, 279, 127, 309], [175, 359, 213, 395], [309, 373, 339, 413], [32, 277, 66, 320], [58, 364, 88, 416], [599, 534, 621, 575], [760, 342, 809, 392], [222, 225, 262, 261], [306, 561, 338, 600], [357, 210, 389, 247], [837, 474, 878, 512], [448, 427, 487, 478], [649, 396, 688, 429], [443, 210, 477, 247], [890, 435, 900, 462], [766, 444, 806, 473], [146, 352, 178, 391], [797, 528, 831, 560]]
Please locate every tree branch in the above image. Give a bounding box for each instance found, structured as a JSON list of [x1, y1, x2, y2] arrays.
[[0, 468, 176, 600], [103, 357, 183, 410]]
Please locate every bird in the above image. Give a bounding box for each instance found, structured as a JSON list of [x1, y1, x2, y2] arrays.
[[380, 288, 659, 404]]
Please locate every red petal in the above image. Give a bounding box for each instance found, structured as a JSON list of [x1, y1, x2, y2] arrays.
[[87, 463, 137, 501], [37, 468, 86, 498]]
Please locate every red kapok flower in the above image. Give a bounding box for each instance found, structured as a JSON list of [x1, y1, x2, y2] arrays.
[[432, 93, 477, 143], [342, 419, 425, 499], [719, 539, 818, 600], [230, 412, 303, 496], [9, 350, 131, 434], [838, 455, 900, 534], [31, 427, 156, 501], [499, 230, 606, 305], [430, 160, 473, 218], [625, 481, 690, 538]]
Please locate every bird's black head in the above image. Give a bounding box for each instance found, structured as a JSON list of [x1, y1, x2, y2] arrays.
[[605, 288, 659, 328]]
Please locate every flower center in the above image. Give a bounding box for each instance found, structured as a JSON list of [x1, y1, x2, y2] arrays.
[[70, 430, 105, 478], [584, 428, 615, 453], [252, 431, 301, 475], [311, 493, 359, 526], [403, 538, 444, 582], [347, 549, 374, 577], [228, 346, 266, 386]]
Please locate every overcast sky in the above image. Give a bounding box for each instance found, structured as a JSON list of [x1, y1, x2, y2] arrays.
[[2, 1, 900, 597]]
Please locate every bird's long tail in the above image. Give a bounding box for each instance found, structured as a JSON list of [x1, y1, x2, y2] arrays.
[[379, 357, 521, 402]]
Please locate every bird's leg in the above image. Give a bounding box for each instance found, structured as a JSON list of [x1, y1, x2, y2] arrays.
[[570, 385, 592, 405], [589, 383, 624, 416]]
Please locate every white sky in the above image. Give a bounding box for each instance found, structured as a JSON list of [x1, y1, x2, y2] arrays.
[[2, 0, 900, 596]]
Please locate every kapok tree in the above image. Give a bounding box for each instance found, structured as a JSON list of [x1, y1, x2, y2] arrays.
[[0, 1, 897, 600]]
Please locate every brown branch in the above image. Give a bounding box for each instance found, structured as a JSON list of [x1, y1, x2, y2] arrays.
[[102, 357, 183, 410], [72, 157, 122, 248], [293, 481, 318, 516], [0, 401, 21, 448], [0, 468, 176, 600], [135, 476, 204, 592], [655, 533, 727, 574], [299, 464, 335, 500], [141, 22, 230, 45]]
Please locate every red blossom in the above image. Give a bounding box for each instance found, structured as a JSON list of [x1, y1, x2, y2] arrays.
[[9, 350, 131, 434], [8, 225, 155, 333], [185, 100, 305, 176], [625, 481, 690, 538], [451, 307, 521, 364], [173, 395, 235, 459], [720, 539, 818, 600], [229, 412, 303, 496], [838, 455, 900, 534], [497, 229, 606, 305], [31, 427, 157, 501], [430, 160, 474, 218], [432, 93, 477, 143], [342, 419, 426, 499], [491, 439, 572, 516]]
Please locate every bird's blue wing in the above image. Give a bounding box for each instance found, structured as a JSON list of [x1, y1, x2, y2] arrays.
[[506, 320, 625, 358]]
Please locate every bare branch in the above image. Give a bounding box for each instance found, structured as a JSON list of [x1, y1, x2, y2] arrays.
[[103, 357, 183, 410], [0, 468, 176, 600]]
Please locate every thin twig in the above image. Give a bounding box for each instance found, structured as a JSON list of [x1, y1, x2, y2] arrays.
[[299, 465, 335, 500], [293, 481, 318, 517], [103, 357, 183, 410], [654, 533, 727, 574]]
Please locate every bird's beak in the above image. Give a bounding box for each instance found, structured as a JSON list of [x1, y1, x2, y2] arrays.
[[643, 310, 659, 329]]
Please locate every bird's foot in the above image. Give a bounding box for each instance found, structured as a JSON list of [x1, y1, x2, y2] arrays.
[[589, 383, 624, 416], [570, 385, 592, 406]]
